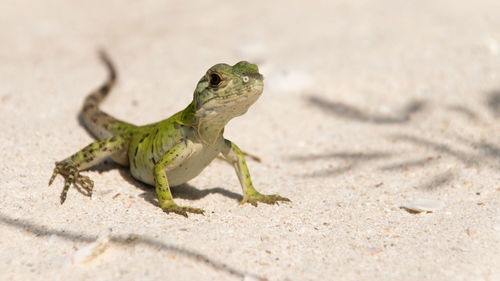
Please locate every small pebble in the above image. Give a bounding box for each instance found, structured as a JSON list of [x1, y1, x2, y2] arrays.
[[466, 228, 477, 237], [401, 198, 445, 213], [366, 247, 382, 255]]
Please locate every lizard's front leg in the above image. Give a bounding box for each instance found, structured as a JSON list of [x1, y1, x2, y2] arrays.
[[153, 141, 204, 217], [221, 139, 290, 206], [49, 135, 129, 204]]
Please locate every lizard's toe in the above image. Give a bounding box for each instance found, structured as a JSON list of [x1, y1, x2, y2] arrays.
[[161, 202, 205, 217], [266, 194, 291, 204], [241, 193, 291, 206], [165, 208, 188, 218], [75, 174, 94, 197], [48, 166, 60, 186], [185, 206, 205, 215]]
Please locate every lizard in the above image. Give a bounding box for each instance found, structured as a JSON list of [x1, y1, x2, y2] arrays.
[[48, 51, 290, 217]]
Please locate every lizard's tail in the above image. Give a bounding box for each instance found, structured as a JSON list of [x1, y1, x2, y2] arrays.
[[83, 50, 116, 108], [81, 50, 134, 140]]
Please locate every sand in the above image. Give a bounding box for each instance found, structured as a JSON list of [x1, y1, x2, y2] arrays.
[[0, 0, 499, 280]]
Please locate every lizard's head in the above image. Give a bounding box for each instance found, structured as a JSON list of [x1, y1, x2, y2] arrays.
[[193, 61, 264, 120]]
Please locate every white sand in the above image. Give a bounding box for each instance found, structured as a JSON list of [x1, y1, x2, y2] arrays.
[[0, 0, 499, 280]]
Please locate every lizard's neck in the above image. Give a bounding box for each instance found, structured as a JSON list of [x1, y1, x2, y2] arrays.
[[196, 117, 226, 145], [180, 101, 229, 146]]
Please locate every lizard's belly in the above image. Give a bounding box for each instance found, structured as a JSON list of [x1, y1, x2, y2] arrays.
[[166, 143, 221, 186], [131, 142, 221, 187]]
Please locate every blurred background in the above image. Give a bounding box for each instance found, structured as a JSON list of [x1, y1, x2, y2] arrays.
[[1, 0, 499, 280]]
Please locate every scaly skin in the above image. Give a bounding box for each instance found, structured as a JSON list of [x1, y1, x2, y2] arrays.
[[49, 51, 290, 217]]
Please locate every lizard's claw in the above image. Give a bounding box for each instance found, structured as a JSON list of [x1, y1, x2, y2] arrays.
[[48, 167, 59, 186], [49, 161, 94, 204], [75, 174, 94, 197], [160, 201, 205, 217], [240, 193, 291, 207]]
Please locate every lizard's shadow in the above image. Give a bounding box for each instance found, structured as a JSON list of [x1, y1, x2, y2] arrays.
[[89, 161, 242, 206], [117, 169, 243, 206]]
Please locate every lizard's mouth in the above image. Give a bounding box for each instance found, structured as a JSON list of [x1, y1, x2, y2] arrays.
[[209, 89, 262, 106], [199, 83, 263, 108], [196, 88, 263, 120], [203, 93, 239, 104], [195, 94, 237, 111]]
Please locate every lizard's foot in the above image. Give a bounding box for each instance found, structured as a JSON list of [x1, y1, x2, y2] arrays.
[[240, 192, 291, 207], [160, 201, 205, 217], [48, 161, 94, 204]]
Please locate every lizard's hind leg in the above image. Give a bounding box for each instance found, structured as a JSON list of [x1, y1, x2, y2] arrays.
[[49, 135, 129, 204]]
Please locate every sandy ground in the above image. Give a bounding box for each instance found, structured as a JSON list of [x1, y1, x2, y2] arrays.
[[1, 0, 499, 280]]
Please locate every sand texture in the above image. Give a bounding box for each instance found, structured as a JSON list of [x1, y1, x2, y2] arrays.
[[0, 0, 499, 280]]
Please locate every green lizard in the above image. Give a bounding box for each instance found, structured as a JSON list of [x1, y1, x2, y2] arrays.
[[49, 51, 290, 217]]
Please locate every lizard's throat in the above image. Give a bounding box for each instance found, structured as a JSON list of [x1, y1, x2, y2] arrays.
[[195, 113, 231, 145]]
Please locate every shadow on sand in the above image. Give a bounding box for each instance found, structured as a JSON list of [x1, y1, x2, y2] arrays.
[[307, 95, 426, 124], [291, 94, 500, 190], [0, 213, 248, 279]]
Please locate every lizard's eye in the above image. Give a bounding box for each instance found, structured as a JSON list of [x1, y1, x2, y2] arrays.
[[242, 76, 249, 83], [209, 73, 221, 87]]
